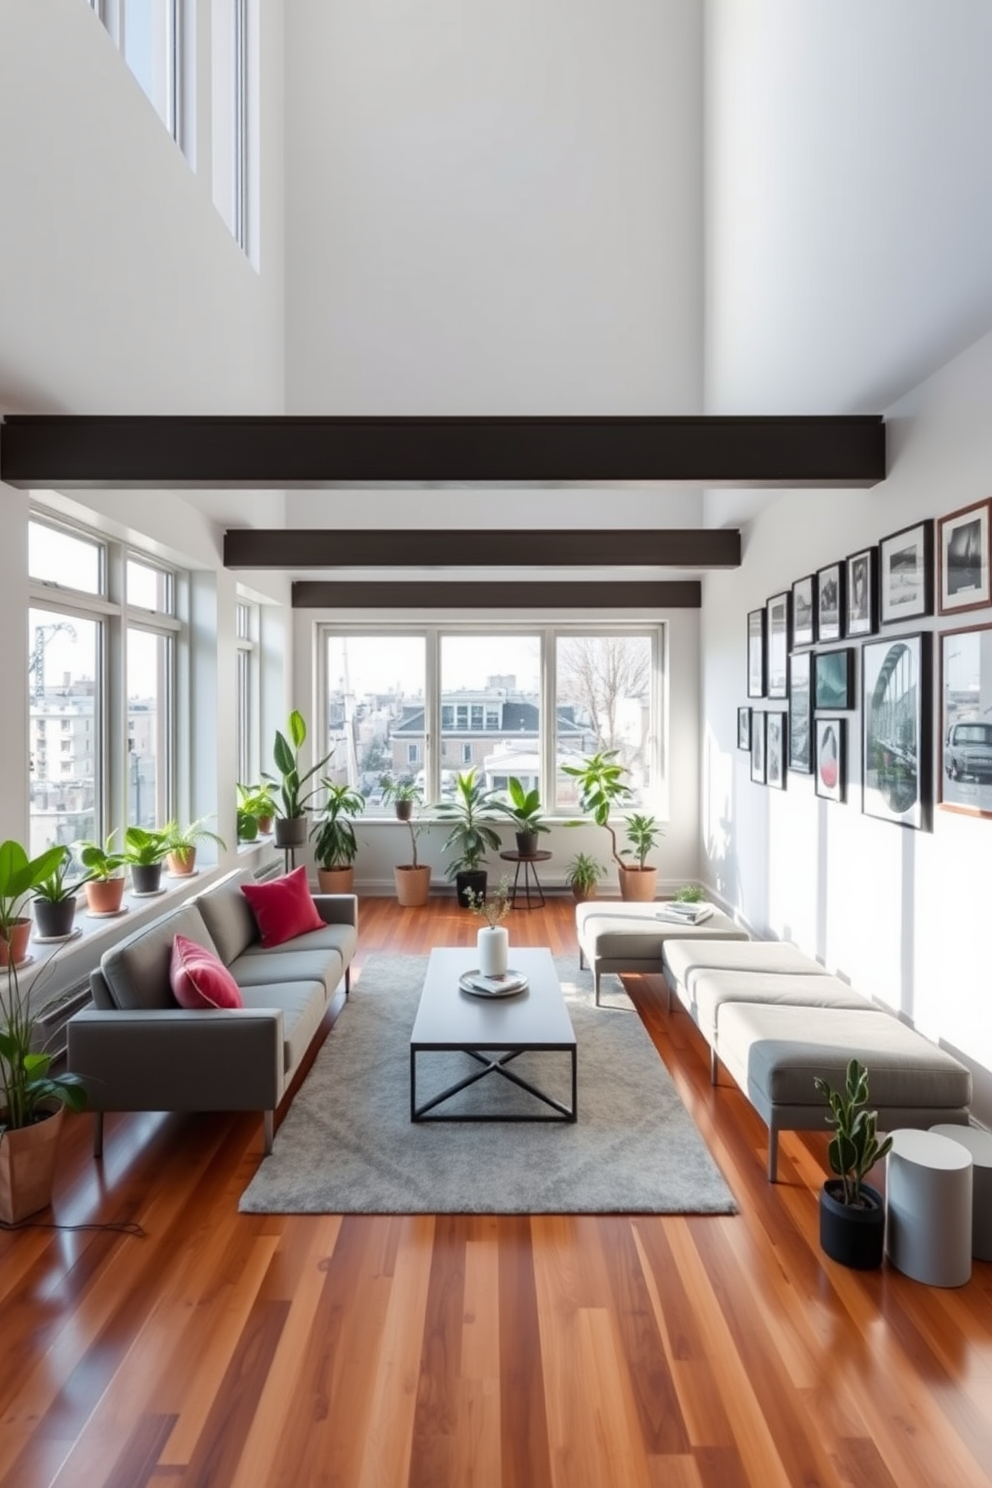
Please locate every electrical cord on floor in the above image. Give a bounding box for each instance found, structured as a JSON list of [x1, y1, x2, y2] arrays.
[[0, 1217, 146, 1237]]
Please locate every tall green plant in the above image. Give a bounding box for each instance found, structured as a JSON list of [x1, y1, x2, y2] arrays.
[[435, 769, 502, 878], [560, 750, 632, 869], [492, 777, 549, 835], [622, 813, 664, 869], [311, 782, 366, 870], [813, 1058, 893, 1207], [268, 710, 331, 820], [1, 952, 87, 1132]]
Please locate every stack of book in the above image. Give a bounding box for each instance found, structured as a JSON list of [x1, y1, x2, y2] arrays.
[[655, 900, 714, 926]]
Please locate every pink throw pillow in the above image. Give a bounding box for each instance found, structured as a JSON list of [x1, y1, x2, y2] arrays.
[[170, 934, 243, 1010], [240, 864, 324, 948]]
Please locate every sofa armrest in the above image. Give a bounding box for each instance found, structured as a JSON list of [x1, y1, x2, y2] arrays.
[[313, 893, 358, 930], [67, 1008, 284, 1112]]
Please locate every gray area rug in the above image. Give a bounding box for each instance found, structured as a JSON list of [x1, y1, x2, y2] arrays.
[[239, 955, 737, 1215]]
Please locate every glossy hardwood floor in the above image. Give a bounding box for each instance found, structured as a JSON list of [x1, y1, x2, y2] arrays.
[[2, 896, 991, 1488]]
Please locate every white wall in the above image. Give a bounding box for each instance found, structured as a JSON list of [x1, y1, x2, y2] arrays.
[[284, 0, 703, 415], [701, 328, 992, 1119]]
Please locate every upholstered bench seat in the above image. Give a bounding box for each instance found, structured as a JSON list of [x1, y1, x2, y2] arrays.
[[717, 1003, 972, 1179], [689, 969, 871, 1045], [662, 938, 830, 1012], [575, 902, 749, 1005]]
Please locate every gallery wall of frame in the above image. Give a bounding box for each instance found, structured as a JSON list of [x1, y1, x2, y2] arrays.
[[738, 493, 992, 827]]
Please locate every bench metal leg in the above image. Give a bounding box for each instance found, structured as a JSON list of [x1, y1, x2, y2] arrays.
[[92, 1111, 104, 1159], [578, 945, 586, 970], [594, 970, 601, 1006], [710, 1045, 719, 1085], [345, 965, 351, 995], [263, 1110, 274, 1155], [767, 1128, 779, 1183]]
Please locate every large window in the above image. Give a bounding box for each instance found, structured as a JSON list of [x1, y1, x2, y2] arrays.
[[236, 599, 258, 788], [318, 626, 664, 814], [88, 1, 183, 145]]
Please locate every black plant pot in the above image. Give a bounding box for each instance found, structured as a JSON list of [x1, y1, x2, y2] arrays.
[[131, 862, 164, 895], [275, 817, 308, 849], [515, 830, 539, 858], [455, 869, 487, 909], [33, 897, 77, 939], [819, 1180, 886, 1269], [395, 800, 413, 822]]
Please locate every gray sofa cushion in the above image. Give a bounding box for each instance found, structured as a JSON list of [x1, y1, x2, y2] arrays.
[[101, 903, 219, 1011], [195, 870, 259, 965], [237, 920, 357, 966], [663, 939, 828, 1001], [239, 981, 327, 1074], [230, 946, 344, 998], [719, 1003, 973, 1110], [690, 970, 872, 1043]]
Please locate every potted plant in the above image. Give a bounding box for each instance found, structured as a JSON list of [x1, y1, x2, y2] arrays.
[[266, 710, 332, 849], [673, 884, 705, 903], [1, 936, 88, 1224], [162, 816, 226, 877], [236, 782, 276, 841], [123, 825, 173, 895], [76, 833, 128, 915], [564, 851, 606, 903], [813, 1058, 893, 1270], [381, 779, 431, 906], [435, 768, 503, 907], [493, 776, 550, 857], [0, 841, 67, 968], [619, 812, 663, 902], [560, 749, 632, 885], [310, 781, 366, 893], [31, 847, 94, 940]]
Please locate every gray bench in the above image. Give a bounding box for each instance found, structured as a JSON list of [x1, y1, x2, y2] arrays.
[[575, 901, 749, 1005]]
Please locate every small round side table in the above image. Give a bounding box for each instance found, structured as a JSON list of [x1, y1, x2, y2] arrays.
[[931, 1123, 992, 1262], [498, 850, 552, 910], [886, 1128, 972, 1287]]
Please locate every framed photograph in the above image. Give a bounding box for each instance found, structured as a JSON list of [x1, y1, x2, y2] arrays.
[[750, 710, 766, 785], [815, 718, 845, 803], [747, 609, 766, 698], [845, 546, 878, 638], [938, 499, 992, 615], [737, 706, 752, 751], [788, 651, 813, 773], [766, 712, 787, 790], [813, 648, 855, 710], [879, 519, 934, 625], [939, 622, 992, 818], [816, 561, 845, 643], [862, 633, 931, 831], [791, 574, 816, 648], [766, 592, 790, 699]]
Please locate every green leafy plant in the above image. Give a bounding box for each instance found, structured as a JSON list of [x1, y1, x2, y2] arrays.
[[622, 812, 664, 869], [122, 825, 173, 867], [1, 947, 87, 1133], [463, 875, 513, 927], [32, 847, 95, 905], [76, 832, 126, 882], [267, 710, 331, 820], [0, 841, 67, 945], [162, 816, 226, 858], [564, 852, 606, 895], [813, 1058, 893, 1207], [560, 749, 633, 870], [673, 884, 705, 903], [310, 782, 366, 870], [435, 769, 503, 878], [492, 777, 549, 836], [380, 775, 422, 808], [236, 783, 276, 842]]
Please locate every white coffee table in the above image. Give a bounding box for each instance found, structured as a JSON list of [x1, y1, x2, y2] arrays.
[[410, 947, 577, 1122]]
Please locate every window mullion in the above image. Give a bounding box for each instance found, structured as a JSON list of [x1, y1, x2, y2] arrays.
[[424, 629, 439, 805]]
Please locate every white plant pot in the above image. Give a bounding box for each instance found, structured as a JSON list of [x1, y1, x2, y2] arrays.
[[477, 925, 509, 977]]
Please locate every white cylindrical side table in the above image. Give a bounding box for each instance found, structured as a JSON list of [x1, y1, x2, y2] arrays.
[[931, 1123, 992, 1262], [886, 1129, 972, 1287]]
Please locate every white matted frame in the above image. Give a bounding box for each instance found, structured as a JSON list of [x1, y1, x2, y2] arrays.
[[939, 621, 992, 818]]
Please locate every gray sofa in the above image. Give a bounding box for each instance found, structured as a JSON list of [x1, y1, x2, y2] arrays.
[[67, 869, 358, 1157], [662, 937, 972, 1180]]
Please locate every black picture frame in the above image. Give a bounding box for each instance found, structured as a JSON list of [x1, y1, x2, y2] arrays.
[[938, 499, 992, 615], [766, 592, 790, 699], [737, 706, 752, 751], [766, 712, 787, 790], [939, 621, 992, 818], [879, 519, 934, 625], [815, 718, 845, 803], [750, 710, 767, 784], [861, 633, 931, 831], [813, 648, 855, 710], [747, 609, 766, 698], [816, 561, 845, 643], [788, 651, 812, 773], [791, 574, 816, 648], [845, 546, 878, 638]]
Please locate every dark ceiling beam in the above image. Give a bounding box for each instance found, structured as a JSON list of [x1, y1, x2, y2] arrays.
[[0, 414, 886, 489], [225, 527, 740, 569], [292, 581, 701, 609]]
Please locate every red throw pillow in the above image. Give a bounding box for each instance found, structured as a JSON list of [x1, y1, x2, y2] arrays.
[[240, 864, 324, 948], [170, 934, 243, 1010]]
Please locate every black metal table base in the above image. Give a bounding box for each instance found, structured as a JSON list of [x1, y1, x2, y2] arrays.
[[410, 1044, 577, 1122]]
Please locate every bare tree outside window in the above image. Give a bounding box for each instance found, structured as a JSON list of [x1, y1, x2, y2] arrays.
[[556, 635, 652, 804]]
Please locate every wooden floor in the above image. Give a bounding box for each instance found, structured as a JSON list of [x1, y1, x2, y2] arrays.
[[2, 897, 991, 1488]]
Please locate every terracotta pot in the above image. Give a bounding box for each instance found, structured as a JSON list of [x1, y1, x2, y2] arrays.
[[618, 866, 658, 902], [394, 864, 431, 907], [256, 815, 274, 836], [167, 847, 197, 876], [317, 866, 355, 894], [571, 885, 597, 903], [32, 898, 77, 940], [0, 1105, 65, 1225], [85, 878, 126, 915], [0, 917, 33, 967]]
